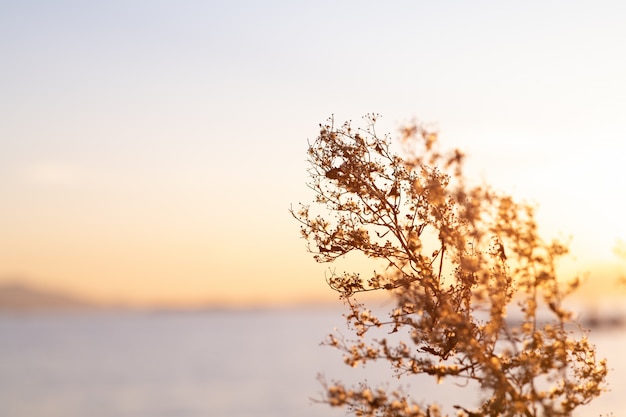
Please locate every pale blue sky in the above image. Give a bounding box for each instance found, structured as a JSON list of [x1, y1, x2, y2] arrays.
[[1, 1, 625, 304]]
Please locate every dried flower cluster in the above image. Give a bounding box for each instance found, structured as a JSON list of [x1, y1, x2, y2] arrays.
[[292, 115, 607, 416]]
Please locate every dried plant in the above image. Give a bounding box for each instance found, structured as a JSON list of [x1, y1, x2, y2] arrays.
[[291, 115, 608, 417]]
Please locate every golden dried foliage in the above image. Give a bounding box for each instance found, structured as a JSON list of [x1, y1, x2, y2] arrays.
[[291, 115, 608, 417]]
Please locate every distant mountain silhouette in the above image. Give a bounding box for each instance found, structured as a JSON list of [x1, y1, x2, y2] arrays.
[[0, 282, 98, 312]]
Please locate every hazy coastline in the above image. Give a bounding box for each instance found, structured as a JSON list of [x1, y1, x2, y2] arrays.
[[1, 282, 624, 332]]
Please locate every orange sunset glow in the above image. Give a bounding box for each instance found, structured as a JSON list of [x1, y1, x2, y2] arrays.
[[2, 1, 626, 309]]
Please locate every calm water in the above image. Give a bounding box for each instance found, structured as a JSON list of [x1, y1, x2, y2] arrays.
[[0, 309, 623, 417]]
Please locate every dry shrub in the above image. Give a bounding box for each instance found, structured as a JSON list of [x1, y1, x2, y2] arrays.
[[292, 115, 607, 417]]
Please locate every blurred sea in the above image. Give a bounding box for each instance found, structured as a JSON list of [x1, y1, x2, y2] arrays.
[[0, 308, 624, 417]]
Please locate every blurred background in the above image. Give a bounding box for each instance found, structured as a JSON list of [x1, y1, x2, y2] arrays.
[[1, 1, 625, 416]]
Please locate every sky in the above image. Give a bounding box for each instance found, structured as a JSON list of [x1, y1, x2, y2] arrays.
[[1, 0, 625, 307]]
